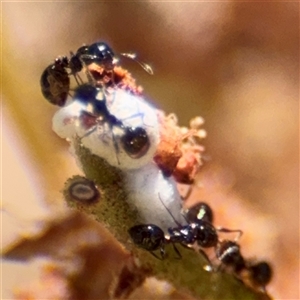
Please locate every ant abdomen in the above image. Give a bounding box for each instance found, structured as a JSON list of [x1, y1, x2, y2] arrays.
[[248, 261, 272, 290], [40, 59, 70, 106]]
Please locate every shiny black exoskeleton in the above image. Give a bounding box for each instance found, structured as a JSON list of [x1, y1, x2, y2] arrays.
[[248, 261, 272, 291], [78, 42, 115, 69], [183, 202, 214, 224], [168, 221, 218, 248], [128, 218, 219, 259], [184, 202, 243, 241], [216, 240, 246, 273], [130, 198, 241, 259], [74, 84, 150, 159], [128, 224, 166, 259]]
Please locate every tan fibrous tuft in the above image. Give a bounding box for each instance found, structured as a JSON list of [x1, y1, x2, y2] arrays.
[[154, 113, 206, 184]]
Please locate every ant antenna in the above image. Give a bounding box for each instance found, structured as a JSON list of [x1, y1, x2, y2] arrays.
[[158, 194, 181, 227], [120, 52, 154, 75]]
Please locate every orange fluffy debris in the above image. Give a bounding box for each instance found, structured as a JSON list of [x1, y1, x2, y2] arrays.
[[86, 64, 143, 95], [154, 113, 205, 184], [153, 112, 183, 178]]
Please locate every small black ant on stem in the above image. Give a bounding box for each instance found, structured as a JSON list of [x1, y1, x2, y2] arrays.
[[72, 84, 150, 161], [128, 200, 273, 291], [40, 41, 153, 106], [128, 197, 242, 261]]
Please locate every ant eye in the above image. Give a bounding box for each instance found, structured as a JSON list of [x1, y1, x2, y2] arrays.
[[121, 127, 150, 158], [67, 177, 100, 204]]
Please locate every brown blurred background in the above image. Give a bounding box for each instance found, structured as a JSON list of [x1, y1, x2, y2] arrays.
[[2, 2, 299, 299]]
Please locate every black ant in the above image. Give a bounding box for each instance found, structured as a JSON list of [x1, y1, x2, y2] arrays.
[[40, 50, 84, 106], [40, 41, 152, 106], [73, 84, 150, 161], [128, 216, 231, 261], [128, 198, 242, 261], [129, 201, 273, 291]]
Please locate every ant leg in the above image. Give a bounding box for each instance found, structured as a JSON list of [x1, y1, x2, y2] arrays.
[[172, 243, 182, 259], [199, 249, 214, 272], [76, 73, 84, 84], [180, 184, 193, 201], [120, 111, 148, 128], [73, 73, 84, 85], [111, 130, 120, 165], [149, 251, 163, 261], [80, 125, 97, 139], [160, 245, 166, 260], [117, 96, 152, 128], [216, 227, 243, 241], [85, 68, 98, 86], [150, 244, 165, 260], [179, 243, 194, 250], [71, 73, 80, 85]]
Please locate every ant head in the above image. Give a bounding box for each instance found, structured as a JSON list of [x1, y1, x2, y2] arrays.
[[80, 42, 116, 70]]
